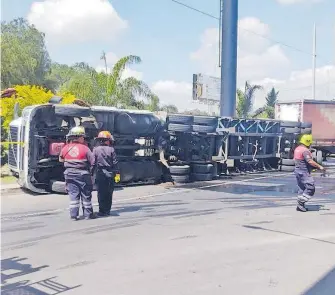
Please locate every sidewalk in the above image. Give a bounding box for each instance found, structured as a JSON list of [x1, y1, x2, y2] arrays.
[[0, 182, 21, 193]]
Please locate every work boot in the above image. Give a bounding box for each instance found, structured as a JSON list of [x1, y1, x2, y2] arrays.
[[97, 212, 109, 217], [71, 216, 79, 221], [85, 213, 97, 220], [296, 201, 307, 212]]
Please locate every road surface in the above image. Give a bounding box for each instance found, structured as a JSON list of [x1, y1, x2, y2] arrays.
[[1, 171, 335, 295]]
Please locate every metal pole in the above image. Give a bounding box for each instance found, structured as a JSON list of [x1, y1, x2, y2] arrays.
[[220, 0, 238, 117], [312, 23, 316, 100]]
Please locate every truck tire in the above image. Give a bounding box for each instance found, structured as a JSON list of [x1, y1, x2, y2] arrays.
[[168, 123, 192, 132], [301, 122, 312, 128], [172, 174, 190, 183], [169, 165, 190, 175], [281, 127, 300, 134], [50, 180, 67, 194], [279, 165, 295, 172], [192, 124, 217, 133], [54, 105, 91, 117], [280, 121, 301, 128], [193, 116, 217, 126], [191, 173, 213, 181], [301, 128, 312, 134], [168, 114, 193, 124], [192, 163, 214, 173], [280, 159, 295, 166]]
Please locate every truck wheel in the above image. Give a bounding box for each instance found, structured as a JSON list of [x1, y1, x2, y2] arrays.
[[280, 121, 301, 128], [192, 124, 217, 133], [50, 180, 67, 194], [279, 165, 294, 172], [191, 173, 213, 181], [301, 122, 312, 128], [193, 116, 217, 126], [168, 114, 193, 124], [316, 150, 323, 165], [280, 159, 295, 166], [171, 174, 190, 183], [301, 128, 312, 134], [169, 165, 190, 175], [168, 123, 192, 132], [281, 127, 300, 134], [192, 163, 214, 173]]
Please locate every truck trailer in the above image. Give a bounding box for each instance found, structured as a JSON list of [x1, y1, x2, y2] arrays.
[[275, 99, 335, 163]]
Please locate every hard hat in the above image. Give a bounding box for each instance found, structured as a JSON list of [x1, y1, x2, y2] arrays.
[[97, 131, 114, 141], [66, 126, 85, 138], [299, 134, 313, 147]]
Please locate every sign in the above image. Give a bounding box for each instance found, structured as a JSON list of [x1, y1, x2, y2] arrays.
[[192, 74, 221, 102]]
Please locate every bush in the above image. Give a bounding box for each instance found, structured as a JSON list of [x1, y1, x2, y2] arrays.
[[0, 85, 76, 130]]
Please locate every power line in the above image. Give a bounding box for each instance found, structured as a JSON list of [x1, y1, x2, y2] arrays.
[[170, 0, 330, 59]]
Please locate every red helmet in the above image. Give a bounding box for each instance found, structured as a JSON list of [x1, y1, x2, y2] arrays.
[[97, 131, 114, 140]]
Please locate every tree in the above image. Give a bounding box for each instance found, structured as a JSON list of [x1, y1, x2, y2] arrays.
[[160, 104, 178, 113], [0, 85, 75, 130], [57, 55, 155, 109], [252, 87, 279, 119], [183, 109, 209, 116], [236, 81, 262, 118], [1, 18, 51, 89]]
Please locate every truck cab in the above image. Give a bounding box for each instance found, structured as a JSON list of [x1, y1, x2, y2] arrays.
[[8, 104, 163, 193]]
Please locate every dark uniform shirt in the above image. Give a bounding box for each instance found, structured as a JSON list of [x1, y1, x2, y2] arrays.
[[294, 144, 313, 174], [60, 143, 95, 173], [93, 145, 118, 171]]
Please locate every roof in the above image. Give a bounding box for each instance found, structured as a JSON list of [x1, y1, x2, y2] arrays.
[[276, 99, 335, 105]]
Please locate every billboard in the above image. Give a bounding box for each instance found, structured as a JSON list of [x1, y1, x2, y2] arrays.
[[192, 74, 221, 102]]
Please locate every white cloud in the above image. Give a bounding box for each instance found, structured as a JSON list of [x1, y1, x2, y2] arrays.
[[151, 80, 210, 112], [27, 0, 127, 44], [190, 17, 290, 85], [253, 65, 335, 108], [276, 0, 322, 5], [157, 17, 334, 112]]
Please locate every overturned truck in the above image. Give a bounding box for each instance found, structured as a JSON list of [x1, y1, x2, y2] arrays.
[[7, 102, 327, 193]]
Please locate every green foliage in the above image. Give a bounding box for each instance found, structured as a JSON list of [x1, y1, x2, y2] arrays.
[[236, 82, 263, 118], [1, 18, 51, 89], [183, 109, 209, 116], [160, 104, 178, 114], [252, 87, 279, 119]]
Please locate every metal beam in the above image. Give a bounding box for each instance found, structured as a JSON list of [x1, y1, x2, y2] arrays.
[[220, 0, 238, 117]]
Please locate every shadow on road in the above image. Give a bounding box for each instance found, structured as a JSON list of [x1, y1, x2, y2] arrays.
[[242, 225, 335, 245], [302, 266, 335, 295], [1, 257, 81, 294]]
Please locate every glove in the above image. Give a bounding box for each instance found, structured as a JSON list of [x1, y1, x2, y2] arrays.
[[114, 173, 121, 183]]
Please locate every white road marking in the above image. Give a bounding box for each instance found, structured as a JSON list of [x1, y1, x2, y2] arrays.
[[1, 172, 293, 220]]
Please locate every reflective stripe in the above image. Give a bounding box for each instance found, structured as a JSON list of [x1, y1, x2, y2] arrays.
[[298, 194, 311, 202], [65, 159, 88, 163], [70, 201, 80, 205], [69, 204, 80, 208]]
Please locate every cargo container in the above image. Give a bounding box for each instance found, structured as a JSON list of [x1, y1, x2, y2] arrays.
[[275, 99, 335, 161]]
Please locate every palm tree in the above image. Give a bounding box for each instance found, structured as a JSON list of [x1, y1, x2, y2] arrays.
[[236, 81, 263, 118], [252, 87, 279, 119], [58, 55, 155, 108]]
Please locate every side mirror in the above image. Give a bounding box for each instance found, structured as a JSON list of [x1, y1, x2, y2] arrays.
[[49, 96, 63, 104]]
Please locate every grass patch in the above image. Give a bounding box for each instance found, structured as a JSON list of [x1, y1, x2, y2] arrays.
[[0, 175, 16, 185]]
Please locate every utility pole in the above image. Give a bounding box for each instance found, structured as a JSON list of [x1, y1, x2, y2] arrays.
[[312, 23, 316, 100], [220, 0, 238, 117]]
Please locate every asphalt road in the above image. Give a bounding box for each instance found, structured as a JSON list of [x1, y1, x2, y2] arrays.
[[1, 171, 335, 295]]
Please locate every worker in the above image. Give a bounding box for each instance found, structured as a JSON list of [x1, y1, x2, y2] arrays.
[[293, 134, 324, 212], [59, 126, 96, 220], [93, 131, 119, 217]]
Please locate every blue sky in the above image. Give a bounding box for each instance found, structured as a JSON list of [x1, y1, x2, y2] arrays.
[[2, 0, 335, 110]]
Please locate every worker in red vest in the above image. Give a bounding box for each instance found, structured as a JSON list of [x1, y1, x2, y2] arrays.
[[59, 126, 96, 220], [293, 134, 324, 212]]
